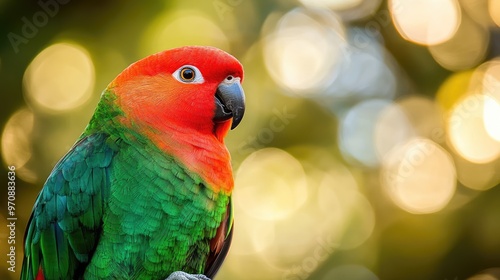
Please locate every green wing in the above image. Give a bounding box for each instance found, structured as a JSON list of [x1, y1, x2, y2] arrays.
[[205, 197, 233, 278], [21, 133, 115, 280]]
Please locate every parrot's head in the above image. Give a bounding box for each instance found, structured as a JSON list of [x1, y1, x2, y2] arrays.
[[109, 46, 245, 141]]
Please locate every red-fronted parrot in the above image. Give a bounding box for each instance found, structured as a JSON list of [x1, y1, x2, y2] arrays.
[[21, 46, 245, 280]]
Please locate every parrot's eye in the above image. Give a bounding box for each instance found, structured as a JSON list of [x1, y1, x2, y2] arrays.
[[181, 68, 195, 81], [173, 65, 204, 84]]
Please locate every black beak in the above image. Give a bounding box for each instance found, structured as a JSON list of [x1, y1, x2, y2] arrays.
[[214, 78, 245, 129]]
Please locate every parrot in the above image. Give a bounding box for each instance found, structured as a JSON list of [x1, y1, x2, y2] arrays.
[[20, 46, 245, 280]]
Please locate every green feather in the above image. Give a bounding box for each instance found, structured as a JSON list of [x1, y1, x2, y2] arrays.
[[40, 224, 57, 277]]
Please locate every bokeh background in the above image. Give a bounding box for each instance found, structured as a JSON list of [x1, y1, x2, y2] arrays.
[[2, 0, 500, 279]]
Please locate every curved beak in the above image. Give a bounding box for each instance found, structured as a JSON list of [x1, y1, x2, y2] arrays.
[[214, 78, 245, 129]]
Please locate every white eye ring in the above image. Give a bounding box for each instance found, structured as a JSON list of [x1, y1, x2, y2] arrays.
[[172, 65, 204, 84]]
